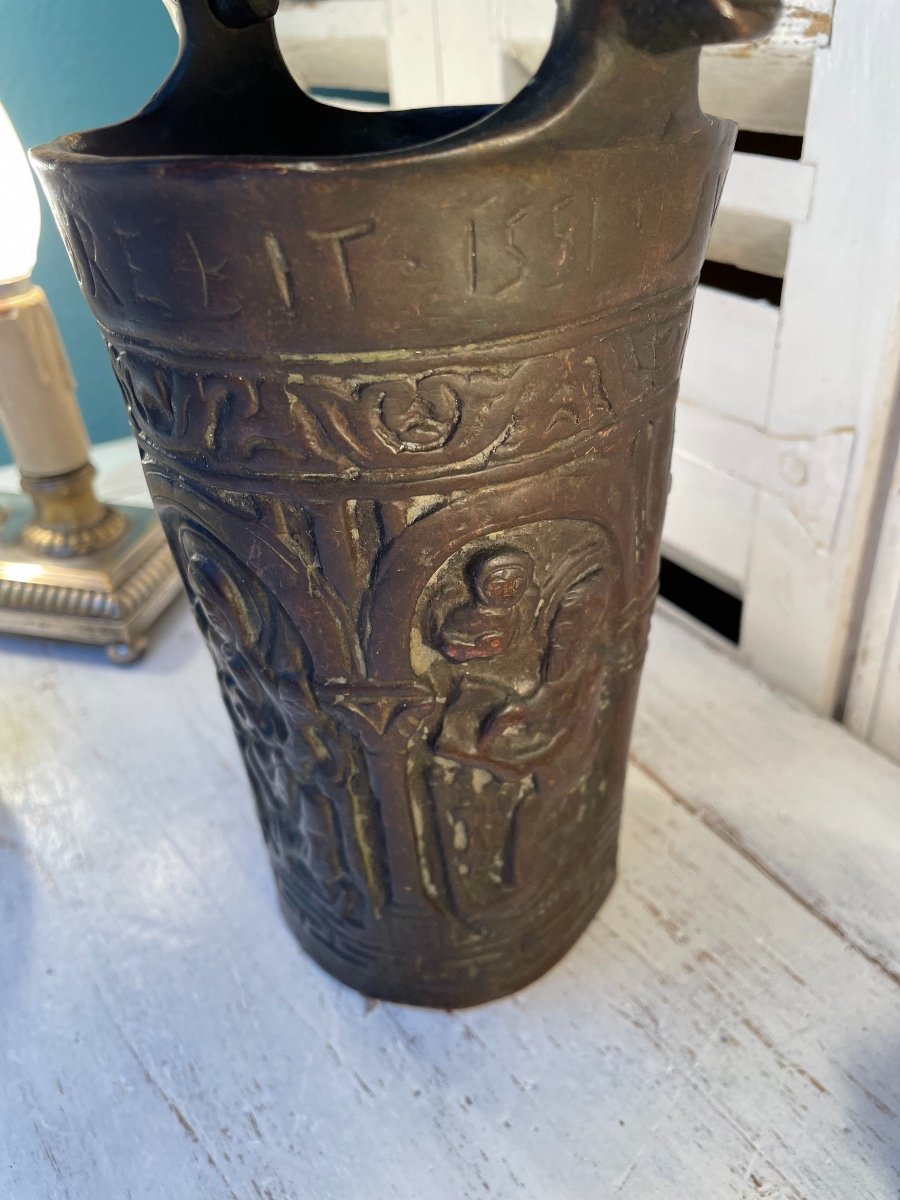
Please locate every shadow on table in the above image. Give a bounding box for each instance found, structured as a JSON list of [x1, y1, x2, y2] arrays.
[[842, 1028, 900, 1197], [0, 592, 196, 680], [0, 801, 34, 1020]]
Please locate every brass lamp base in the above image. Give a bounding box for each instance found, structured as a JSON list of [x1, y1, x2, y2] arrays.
[[0, 483, 182, 664]]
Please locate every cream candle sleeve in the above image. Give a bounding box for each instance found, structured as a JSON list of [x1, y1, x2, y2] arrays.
[[0, 283, 91, 479]]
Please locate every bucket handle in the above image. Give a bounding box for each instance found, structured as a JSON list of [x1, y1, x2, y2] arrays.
[[614, 0, 780, 53], [158, 0, 781, 126], [170, 0, 781, 50]]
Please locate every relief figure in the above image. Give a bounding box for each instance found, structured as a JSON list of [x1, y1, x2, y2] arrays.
[[172, 519, 389, 926], [409, 521, 621, 921], [437, 549, 534, 663]]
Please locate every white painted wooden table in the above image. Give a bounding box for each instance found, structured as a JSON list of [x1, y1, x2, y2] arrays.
[[2, 448, 900, 1199]]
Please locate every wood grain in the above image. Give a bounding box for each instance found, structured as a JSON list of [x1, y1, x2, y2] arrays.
[[635, 613, 900, 985], [847, 441, 900, 764]]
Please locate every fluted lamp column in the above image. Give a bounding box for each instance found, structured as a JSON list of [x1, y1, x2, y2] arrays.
[[0, 103, 181, 663]]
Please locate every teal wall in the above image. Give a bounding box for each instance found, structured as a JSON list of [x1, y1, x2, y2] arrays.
[[0, 1, 178, 467]]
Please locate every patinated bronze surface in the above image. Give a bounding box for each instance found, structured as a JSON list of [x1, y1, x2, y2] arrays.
[[33, 0, 778, 1007]]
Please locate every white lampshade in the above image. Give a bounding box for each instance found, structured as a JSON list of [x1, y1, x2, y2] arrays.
[[0, 103, 41, 287]]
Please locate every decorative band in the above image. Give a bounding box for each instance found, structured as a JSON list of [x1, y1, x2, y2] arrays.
[[109, 286, 691, 490]]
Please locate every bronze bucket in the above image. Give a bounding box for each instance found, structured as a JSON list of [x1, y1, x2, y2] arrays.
[[33, 0, 778, 1007]]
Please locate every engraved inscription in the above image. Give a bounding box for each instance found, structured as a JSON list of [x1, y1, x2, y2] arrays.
[[465, 218, 478, 294], [546, 195, 577, 290], [184, 232, 241, 317], [63, 212, 123, 307], [306, 220, 376, 307], [118, 230, 169, 310], [494, 208, 530, 298], [54, 158, 717, 338], [265, 231, 296, 312]]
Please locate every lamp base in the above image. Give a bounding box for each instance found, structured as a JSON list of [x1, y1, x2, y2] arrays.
[[0, 491, 182, 663]]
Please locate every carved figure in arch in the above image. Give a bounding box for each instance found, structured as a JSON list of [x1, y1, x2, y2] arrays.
[[430, 530, 615, 776], [437, 549, 534, 663], [410, 520, 622, 922], [172, 519, 389, 925], [479, 562, 614, 766]]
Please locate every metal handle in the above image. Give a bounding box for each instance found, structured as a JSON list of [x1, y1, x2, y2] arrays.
[[515, 0, 781, 146], [208, 0, 278, 28], [155, 0, 314, 148], [160, 0, 287, 79], [618, 0, 780, 53], [165, 0, 780, 62], [551, 0, 780, 51], [162, 0, 279, 36], [154, 0, 780, 153]]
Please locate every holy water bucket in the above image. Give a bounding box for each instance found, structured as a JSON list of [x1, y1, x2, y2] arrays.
[[33, 0, 778, 1006]]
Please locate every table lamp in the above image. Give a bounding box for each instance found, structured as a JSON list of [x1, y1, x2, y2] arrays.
[[0, 103, 181, 663]]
